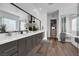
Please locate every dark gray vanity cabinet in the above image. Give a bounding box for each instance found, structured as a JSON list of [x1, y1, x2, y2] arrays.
[[17, 32, 44, 56], [32, 36, 36, 48], [0, 40, 18, 56], [32, 33, 44, 47], [0, 32, 44, 56], [25, 37, 33, 54], [17, 37, 33, 56], [35, 33, 44, 45], [17, 38, 26, 56]]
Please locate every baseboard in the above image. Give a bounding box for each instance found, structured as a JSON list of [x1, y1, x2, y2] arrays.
[[70, 42, 79, 50]]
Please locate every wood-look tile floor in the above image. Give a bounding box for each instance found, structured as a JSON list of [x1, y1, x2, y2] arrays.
[[28, 39, 78, 56]]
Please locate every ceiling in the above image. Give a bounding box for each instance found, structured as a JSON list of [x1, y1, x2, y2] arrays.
[[14, 3, 77, 16], [15, 3, 55, 13]]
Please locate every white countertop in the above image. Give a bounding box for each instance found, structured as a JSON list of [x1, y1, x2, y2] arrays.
[[0, 30, 44, 45]]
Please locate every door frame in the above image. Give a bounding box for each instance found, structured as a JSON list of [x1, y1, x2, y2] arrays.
[[50, 19, 57, 38]]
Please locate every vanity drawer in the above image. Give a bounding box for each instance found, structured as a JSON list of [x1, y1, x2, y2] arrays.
[[0, 40, 17, 56], [1, 46, 17, 56]]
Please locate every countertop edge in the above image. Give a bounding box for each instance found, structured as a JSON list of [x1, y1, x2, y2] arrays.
[[0, 30, 44, 45]]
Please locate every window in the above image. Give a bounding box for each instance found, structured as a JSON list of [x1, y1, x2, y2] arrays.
[[2, 17, 17, 32], [72, 18, 77, 31], [20, 21, 26, 31], [61, 16, 66, 32], [77, 17, 79, 36], [71, 17, 77, 36]]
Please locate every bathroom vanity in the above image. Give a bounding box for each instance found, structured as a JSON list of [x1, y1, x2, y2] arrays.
[[0, 30, 44, 56]]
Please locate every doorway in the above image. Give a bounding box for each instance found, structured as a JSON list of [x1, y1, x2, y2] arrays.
[[50, 19, 57, 39]]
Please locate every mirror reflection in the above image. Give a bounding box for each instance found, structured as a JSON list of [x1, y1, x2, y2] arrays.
[[0, 10, 19, 33], [0, 10, 41, 33], [0, 17, 17, 32]]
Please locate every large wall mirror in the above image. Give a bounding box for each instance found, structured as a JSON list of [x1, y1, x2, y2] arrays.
[[0, 10, 41, 33], [0, 4, 41, 33]]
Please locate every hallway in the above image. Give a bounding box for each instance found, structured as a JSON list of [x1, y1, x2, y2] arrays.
[[28, 39, 78, 56]]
